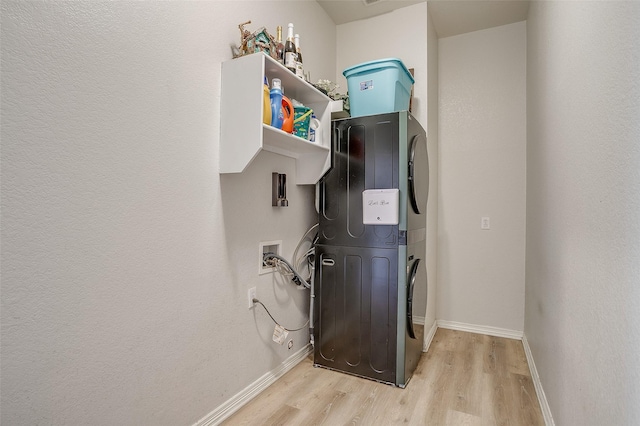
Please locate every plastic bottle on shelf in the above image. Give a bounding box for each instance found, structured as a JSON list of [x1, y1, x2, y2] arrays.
[[263, 76, 271, 125], [270, 78, 284, 129], [281, 95, 294, 133], [308, 114, 320, 142]]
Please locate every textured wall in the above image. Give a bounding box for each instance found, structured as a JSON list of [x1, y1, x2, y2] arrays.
[[437, 21, 527, 332], [0, 2, 335, 424], [425, 5, 439, 332], [336, 3, 428, 127], [526, 1, 640, 424], [336, 3, 437, 329]]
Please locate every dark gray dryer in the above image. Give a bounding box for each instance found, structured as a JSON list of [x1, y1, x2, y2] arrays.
[[313, 111, 428, 387]]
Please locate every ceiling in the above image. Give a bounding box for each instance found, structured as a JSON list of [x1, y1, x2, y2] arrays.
[[317, 0, 530, 38], [317, 0, 425, 25]]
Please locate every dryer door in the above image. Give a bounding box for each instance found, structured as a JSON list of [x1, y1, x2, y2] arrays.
[[408, 134, 429, 215]]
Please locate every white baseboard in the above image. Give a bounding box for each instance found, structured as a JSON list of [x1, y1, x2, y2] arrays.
[[522, 334, 555, 426], [194, 344, 312, 426], [413, 316, 439, 352], [436, 319, 523, 340], [422, 320, 438, 352]]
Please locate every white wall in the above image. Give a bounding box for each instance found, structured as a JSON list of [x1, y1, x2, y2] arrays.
[[0, 2, 335, 424], [526, 2, 640, 424], [336, 3, 428, 127], [336, 3, 437, 330], [437, 22, 527, 332], [425, 5, 439, 332]]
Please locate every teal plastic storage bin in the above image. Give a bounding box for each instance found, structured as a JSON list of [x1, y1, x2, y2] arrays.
[[343, 58, 414, 117]]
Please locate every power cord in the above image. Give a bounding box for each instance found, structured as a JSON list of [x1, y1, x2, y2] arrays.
[[252, 298, 310, 332], [292, 223, 318, 282], [256, 224, 318, 343]]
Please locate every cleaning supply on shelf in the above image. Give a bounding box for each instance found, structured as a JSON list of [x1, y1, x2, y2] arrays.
[[293, 106, 313, 139], [270, 78, 284, 129], [281, 95, 294, 133], [308, 114, 321, 143], [263, 76, 271, 125]]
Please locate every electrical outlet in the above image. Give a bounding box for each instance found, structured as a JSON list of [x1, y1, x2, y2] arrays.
[[481, 217, 490, 230], [248, 287, 257, 309], [259, 240, 282, 275]]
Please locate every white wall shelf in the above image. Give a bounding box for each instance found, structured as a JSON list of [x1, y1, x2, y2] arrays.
[[220, 52, 332, 185]]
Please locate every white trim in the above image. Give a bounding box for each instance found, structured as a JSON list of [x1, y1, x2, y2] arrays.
[[522, 334, 555, 426], [422, 320, 438, 352], [194, 344, 312, 426], [413, 315, 425, 325], [436, 320, 523, 340]]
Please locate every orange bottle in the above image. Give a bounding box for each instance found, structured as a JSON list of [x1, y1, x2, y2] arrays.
[[281, 96, 294, 133]]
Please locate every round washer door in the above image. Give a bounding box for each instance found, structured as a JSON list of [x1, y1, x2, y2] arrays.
[[408, 134, 429, 214]]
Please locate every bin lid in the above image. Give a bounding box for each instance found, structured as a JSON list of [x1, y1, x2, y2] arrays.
[[342, 58, 414, 84]]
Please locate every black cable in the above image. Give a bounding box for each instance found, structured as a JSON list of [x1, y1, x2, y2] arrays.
[[252, 298, 309, 332]]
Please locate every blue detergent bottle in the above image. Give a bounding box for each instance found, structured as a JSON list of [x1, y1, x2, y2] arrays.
[[270, 78, 284, 129]]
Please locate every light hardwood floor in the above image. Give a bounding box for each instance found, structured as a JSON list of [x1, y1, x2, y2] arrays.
[[223, 328, 544, 425]]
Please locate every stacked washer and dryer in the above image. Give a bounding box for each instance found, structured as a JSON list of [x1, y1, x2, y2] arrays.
[[313, 110, 429, 387]]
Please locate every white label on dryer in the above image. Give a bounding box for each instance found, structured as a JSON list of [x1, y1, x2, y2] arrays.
[[362, 189, 399, 225]]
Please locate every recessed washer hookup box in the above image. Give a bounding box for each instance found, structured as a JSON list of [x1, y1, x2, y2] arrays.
[[362, 189, 399, 225]]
